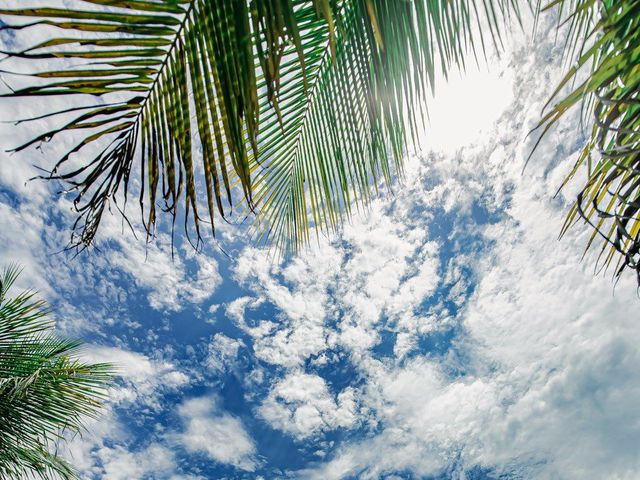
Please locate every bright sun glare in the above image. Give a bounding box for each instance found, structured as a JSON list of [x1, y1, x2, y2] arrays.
[[422, 65, 514, 152]]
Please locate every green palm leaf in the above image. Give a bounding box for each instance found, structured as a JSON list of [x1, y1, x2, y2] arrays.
[[4, 1, 639, 283], [535, 0, 640, 283], [250, 0, 528, 251], [0, 265, 113, 480], [0, 0, 524, 252], [0, 0, 305, 247]]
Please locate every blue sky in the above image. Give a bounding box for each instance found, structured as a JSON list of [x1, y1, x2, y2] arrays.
[[2, 3, 640, 480]]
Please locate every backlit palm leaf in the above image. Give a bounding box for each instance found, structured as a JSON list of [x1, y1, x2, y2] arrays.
[[0, 0, 524, 252], [0, 265, 113, 480], [3, 1, 639, 284], [0, 0, 320, 246], [250, 0, 527, 251], [536, 0, 640, 282]]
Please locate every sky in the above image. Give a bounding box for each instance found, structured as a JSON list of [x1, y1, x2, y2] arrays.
[[1, 3, 640, 480]]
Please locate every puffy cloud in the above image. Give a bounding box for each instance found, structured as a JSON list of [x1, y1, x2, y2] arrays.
[[60, 408, 125, 477], [231, 245, 343, 367], [60, 346, 190, 478], [230, 161, 447, 370], [98, 444, 176, 480], [174, 396, 259, 472], [295, 15, 640, 480], [61, 410, 180, 480], [0, 200, 52, 295], [105, 233, 222, 312], [259, 372, 359, 439], [299, 188, 640, 478], [49, 332, 190, 478], [3, 3, 639, 479]]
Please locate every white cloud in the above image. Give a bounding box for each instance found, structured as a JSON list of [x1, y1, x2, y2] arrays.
[[104, 226, 222, 312], [3, 3, 640, 479], [98, 444, 176, 480], [206, 333, 244, 373], [0, 200, 52, 295], [294, 14, 640, 480], [299, 188, 640, 478], [230, 165, 447, 370], [421, 65, 515, 152], [83, 345, 189, 407], [61, 410, 182, 480], [61, 408, 125, 476], [231, 245, 343, 367], [174, 396, 259, 472], [259, 372, 359, 439], [58, 346, 189, 479]]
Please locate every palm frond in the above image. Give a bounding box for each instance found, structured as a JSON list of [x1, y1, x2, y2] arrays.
[[0, 0, 313, 248], [0, 446, 77, 480], [0, 265, 114, 480], [250, 0, 528, 251], [0, 0, 527, 252], [536, 0, 640, 283]]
